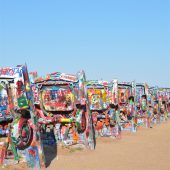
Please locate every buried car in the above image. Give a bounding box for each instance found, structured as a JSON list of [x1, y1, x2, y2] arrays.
[[86, 80, 111, 137], [31, 70, 95, 150], [117, 81, 136, 132], [0, 65, 45, 168]]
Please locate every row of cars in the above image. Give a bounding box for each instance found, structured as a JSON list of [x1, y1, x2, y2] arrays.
[[0, 64, 169, 168]]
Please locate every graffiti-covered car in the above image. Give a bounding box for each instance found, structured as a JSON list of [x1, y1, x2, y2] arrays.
[[86, 80, 114, 137], [157, 88, 170, 121], [32, 71, 95, 150], [0, 65, 44, 168], [148, 86, 160, 124], [118, 81, 136, 132], [135, 83, 150, 128]]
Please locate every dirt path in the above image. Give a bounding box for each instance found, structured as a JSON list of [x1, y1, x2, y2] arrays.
[[47, 121, 170, 170]]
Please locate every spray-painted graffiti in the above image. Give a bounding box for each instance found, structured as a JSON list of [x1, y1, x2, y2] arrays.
[[42, 86, 74, 111], [31, 70, 95, 151], [0, 67, 23, 77], [0, 63, 170, 169], [0, 65, 45, 169], [86, 80, 122, 138]]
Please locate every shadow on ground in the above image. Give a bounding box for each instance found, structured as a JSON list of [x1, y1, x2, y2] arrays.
[[41, 131, 57, 168]]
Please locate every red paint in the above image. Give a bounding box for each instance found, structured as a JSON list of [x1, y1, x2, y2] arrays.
[[28, 149, 36, 157]]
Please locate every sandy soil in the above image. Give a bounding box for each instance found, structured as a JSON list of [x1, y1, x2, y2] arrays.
[[47, 121, 170, 170], [3, 120, 170, 170]]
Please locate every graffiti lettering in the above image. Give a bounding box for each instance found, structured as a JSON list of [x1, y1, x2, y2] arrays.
[[0, 68, 22, 77], [60, 73, 77, 82]]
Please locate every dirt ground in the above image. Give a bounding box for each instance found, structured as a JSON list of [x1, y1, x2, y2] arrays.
[[47, 120, 170, 170], [2, 120, 170, 170]]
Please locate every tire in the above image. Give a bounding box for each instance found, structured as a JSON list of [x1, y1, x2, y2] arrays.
[[77, 110, 87, 134], [17, 119, 33, 150], [84, 109, 96, 150]]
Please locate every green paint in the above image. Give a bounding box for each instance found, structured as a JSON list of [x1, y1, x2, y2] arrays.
[[17, 95, 29, 108]]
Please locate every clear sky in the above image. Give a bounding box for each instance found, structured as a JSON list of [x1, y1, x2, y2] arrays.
[[0, 0, 169, 87]]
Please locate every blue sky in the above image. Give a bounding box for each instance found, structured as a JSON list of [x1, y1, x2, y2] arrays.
[[0, 0, 169, 87]]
